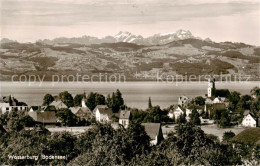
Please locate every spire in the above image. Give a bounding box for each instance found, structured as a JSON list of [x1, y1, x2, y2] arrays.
[[83, 90, 86, 99]]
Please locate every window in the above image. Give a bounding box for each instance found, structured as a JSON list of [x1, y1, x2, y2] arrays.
[[6, 107, 9, 111]]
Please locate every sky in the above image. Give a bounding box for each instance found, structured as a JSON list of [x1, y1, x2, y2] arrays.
[[1, 0, 260, 45]]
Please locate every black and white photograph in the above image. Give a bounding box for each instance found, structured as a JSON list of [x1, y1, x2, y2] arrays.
[[0, 0, 260, 165]]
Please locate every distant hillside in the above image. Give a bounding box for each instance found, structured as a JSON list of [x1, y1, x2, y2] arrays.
[[0, 36, 259, 81]]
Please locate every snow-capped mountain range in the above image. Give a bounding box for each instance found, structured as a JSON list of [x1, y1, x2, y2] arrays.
[[15, 29, 205, 45]]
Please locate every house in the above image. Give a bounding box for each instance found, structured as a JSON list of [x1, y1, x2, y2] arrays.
[[174, 106, 184, 119], [205, 98, 213, 105], [0, 103, 11, 114], [213, 97, 227, 104], [70, 107, 92, 119], [141, 123, 163, 145], [232, 128, 260, 145], [0, 96, 28, 114], [29, 106, 46, 112], [241, 110, 258, 127], [213, 103, 226, 110], [93, 105, 108, 114], [94, 105, 113, 123], [49, 100, 67, 109], [185, 108, 192, 121], [28, 111, 57, 127], [168, 106, 184, 119], [119, 110, 131, 128], [178, 96, 189, 107], [167, 109, 174, 119]]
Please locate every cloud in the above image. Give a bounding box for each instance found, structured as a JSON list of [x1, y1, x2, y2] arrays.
[[1, 0, 259, 26], [1, 0, 259, 45]]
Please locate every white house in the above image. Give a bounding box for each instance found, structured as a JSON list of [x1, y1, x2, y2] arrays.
[[141, 123, 163, 145], [178, 96, 189, 107], [174, 106, 184, 119], [119, 110, 131, 128], [205, 98, 213, 105], [185, 108, 192, 121], [0, 103, 28, 114], [94, 105, 113, 123], [29, 106, 46, 112], [49, 100, 67, 109], [242, 110, 258, 127], [0, 96, 28, 114]]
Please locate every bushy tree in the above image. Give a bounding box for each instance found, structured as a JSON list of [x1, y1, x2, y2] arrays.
[[157, 123, 232, 165], [219, 110, 231, 128], [73, 94, 84, 107], [44, 132, 77, 165], [193, 96, 205, 106], [59, 91, 74, 107], [177, 113, 187, 124], [222, 131, 235, 142], [228, 91, 241, 110], [56, 108, 77, 126], [69, 123, 150, 165], [190, 109, 201, 125], [107, 89, 125, 112], [42, 94, 54, 106], [86, 92, 105, 110]]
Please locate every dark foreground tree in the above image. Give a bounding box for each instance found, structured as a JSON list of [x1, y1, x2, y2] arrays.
[[69, 123, 150, 165]]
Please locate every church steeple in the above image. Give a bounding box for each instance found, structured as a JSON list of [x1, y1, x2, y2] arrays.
[[83, 90, 86, 99], [207, 77, 216, 98], [82, 90, 87, 107]]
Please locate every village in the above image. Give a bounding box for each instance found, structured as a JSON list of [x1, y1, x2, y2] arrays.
[[0, 79, 259, 145], [0, 79, 260, 165]]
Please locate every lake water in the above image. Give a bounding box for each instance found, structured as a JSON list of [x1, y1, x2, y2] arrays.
[[0, 81, 259, 109]]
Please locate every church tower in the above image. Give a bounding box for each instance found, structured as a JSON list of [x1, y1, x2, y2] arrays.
[[207, 77, 216, 98], [81, 90, 87, 107]]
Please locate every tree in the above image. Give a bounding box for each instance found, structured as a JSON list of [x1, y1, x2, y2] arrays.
[[236, 95, 252, 110], [250, 86, 260, 98], [44, 132, 77, 165], [219, 111, 231, 128], [43, 94, 54, 106], [190, 109, 201, 125], [228, 91, 241, 105], [86, 92, 105, 110], [193, 96, 205, 106], [73, 94, 84, 107], [177, 113, 186, 124], [148, 97, 152, 108], [59, 91, 74, 107], [222, 131, 235, 142], [215, 89, 230, 98], [69, 123, 150, 166], [108, 89, 125, 112], [158, 123, 231, 165], [56, 108, 77, 126]]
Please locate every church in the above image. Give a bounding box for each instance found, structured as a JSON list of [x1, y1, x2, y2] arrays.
[[207, 77, 216, 98]]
